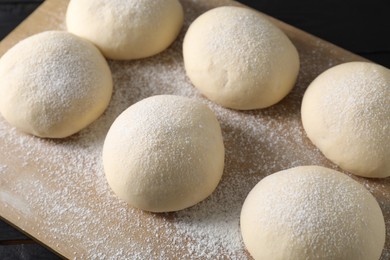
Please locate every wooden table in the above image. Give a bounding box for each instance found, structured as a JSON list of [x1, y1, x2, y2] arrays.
[[0, 2, 59, 258], [1, 0, 389, 259]]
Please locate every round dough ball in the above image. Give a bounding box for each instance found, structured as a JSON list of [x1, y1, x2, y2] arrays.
[[103, 95, 225, 212], [240, 166, 385, 260], [0, 31, 113, 138], [183, 6, 300, 110], [301, 62, 390, 178], [66, 0, 184, 60]]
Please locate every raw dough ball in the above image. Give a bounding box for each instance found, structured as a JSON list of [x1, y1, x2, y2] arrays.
[[301, 62, 390, 178], [66, 0, 184, 60], [103, 95, 225, 212], [240, 166, 385, 260], [183, 6, 300, 110], [0, 31, 113, 138]]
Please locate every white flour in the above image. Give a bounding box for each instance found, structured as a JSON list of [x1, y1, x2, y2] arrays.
[[0, 0, 389, 259]]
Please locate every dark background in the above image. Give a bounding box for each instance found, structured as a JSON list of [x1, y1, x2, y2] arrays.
[[0, 0, 389, 259], [244, 0, 390, 67], [1, 0, 389, 67]]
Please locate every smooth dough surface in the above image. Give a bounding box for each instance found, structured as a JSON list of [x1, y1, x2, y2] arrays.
[[183, 6, 300, 110], [0, 31, 113, 138], [66, 0, 184, 60], [103, 95, 225, 212], [240, 166, 385, 260], [301, 62, 390, 178]]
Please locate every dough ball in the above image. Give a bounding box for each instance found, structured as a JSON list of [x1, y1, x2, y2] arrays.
[[0, 31, 113, 138], [66, 0, 184, 60], [183, 6, 300, 110], [103, 95, 225, 212], [240, 166, 385, 260], [301, 62, 390, 178]]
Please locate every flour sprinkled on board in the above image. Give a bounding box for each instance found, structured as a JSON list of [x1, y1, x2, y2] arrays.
[[0, 0, 389, 259]]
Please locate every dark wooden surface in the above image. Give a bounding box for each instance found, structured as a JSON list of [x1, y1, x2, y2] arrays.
[[0, 0, 389, 259], [0, 219, 60, 259]]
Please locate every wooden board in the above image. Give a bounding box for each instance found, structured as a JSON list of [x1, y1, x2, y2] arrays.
[[0, 0, 389, 259]]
